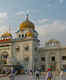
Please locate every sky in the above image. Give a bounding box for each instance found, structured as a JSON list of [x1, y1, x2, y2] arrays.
[[0, 0, 66, 46]]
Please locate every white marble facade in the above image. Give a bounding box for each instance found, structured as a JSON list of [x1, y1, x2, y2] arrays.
[[39, 39, 66, 71], [0, 16, 66, 72], [0, 16, 39, 71]]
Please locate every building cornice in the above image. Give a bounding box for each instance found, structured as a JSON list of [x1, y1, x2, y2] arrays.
[[0, 38, 40, 44]]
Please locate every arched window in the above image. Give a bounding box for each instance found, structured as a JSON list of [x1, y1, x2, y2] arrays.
[[34, 47, 37, 51], [24, 46, 29, 51], [1, 53, 8, 64], [62, 56, 66, 60], [41, 57, 45, 61], [19, 34, 21, 38], [16, 46, 20, 52], [22, 34, 24, 38], [51, 56, 55, 61], [25, 34, 27, 37], [24, 57, 29, 62]]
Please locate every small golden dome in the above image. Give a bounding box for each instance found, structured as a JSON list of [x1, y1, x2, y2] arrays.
[[26, 32, 33, 37], [2, 32, 12, 37], [20, 15, 35, 31]]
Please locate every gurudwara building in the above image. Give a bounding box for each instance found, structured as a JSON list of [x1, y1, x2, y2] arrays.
[[39, 39, 66, 71], [0, 15, 40, 71], [0, 16, 66, 72]]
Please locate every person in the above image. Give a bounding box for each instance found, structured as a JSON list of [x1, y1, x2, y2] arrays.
[[46, 71, 52, 80], [30, 69, 33, 75], [52, 71, 56, 80], [59, 70, 64, 80], [8, 68, 15, 80], [35, 70, 40, 80], [45, 71, 48, 80], [29, 70, 33, 80]]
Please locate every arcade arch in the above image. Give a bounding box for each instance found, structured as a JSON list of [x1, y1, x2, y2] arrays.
[[0, 51, 8, 64]]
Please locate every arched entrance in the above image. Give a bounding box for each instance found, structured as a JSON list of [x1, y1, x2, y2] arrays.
[[0, 51, 8, 64]]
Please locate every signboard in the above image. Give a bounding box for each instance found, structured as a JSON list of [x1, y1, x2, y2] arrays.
[[48, 64, 52, 71]]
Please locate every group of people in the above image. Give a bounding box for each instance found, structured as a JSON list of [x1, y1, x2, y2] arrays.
[[46, 70, 64, 80], [35, 70, 53, 80], [2, 67, 64, 80], [29, 69, 64, 80]]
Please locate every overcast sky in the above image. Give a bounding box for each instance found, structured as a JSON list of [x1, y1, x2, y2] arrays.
[[0, 0, 66, 46]]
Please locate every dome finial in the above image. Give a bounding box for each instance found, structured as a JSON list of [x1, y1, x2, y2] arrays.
[[26, 14, 29, 21]]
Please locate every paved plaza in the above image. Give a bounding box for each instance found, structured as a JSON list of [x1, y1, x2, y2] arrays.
[[15, 75, 66, 80], [0, 74, 66, 80]]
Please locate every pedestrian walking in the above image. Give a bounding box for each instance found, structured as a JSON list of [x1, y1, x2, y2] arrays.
[[45, 71, 48, 80], [35, 70, 40, 80], [9, 72, 15, 80], [52, 71, 56, 80], [8, 68, 15, 80], [46, 71, 52, 80], [59, 70, 64, 80], [29, 70, 33, 80]]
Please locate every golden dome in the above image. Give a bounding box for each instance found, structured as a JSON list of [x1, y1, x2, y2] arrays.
[[26, 32, 33, 37], [2, 32, 12, 37], [20, 15, 35, 31]]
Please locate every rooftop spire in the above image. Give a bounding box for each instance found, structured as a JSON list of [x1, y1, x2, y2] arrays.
[[26, 14, 29, 21]]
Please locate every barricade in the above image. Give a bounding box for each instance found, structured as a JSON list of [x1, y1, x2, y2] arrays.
[[0, 74, 9, 80]]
